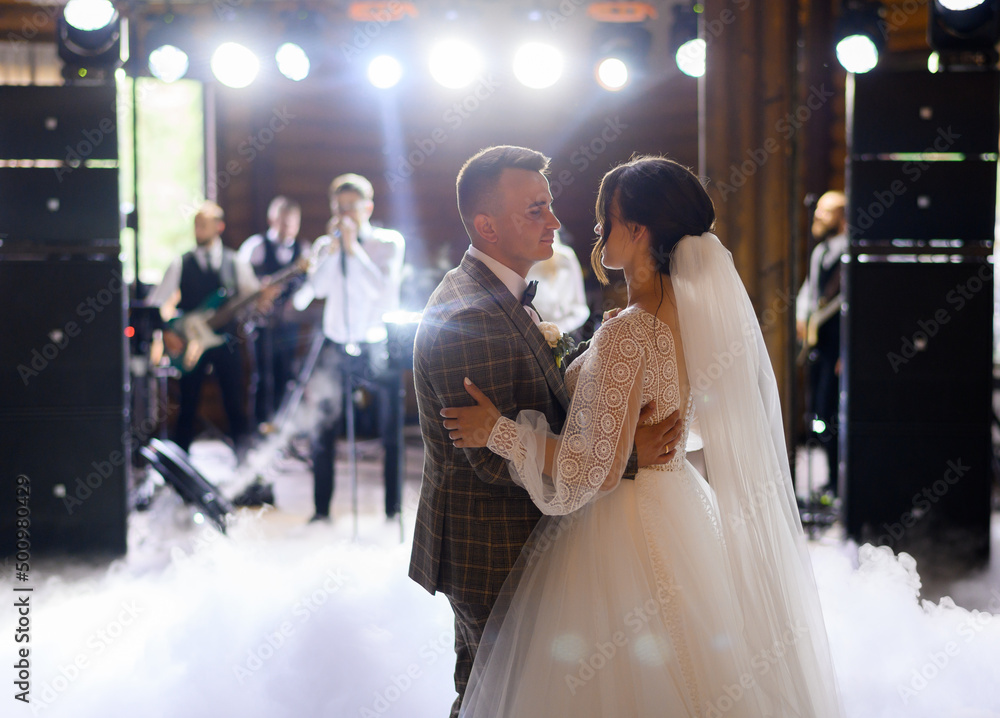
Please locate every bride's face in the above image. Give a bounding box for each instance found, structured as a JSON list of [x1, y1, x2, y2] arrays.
[[598, 202, 632, 272]]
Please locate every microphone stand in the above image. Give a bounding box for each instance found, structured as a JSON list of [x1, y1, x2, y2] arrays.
[[339, 231, 360, 540]]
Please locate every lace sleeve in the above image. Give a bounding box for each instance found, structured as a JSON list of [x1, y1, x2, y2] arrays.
[[486, 317, 644, 515]]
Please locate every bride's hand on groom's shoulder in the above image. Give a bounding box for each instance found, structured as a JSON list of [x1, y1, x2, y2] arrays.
[[635, 403, 683, 466], [440, 378, 501, 449]]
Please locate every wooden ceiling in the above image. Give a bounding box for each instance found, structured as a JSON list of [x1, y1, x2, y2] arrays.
[[0, 1, 932, 55]]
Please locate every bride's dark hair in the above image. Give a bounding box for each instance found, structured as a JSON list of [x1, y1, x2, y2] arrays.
[[591, 156, 716, 284]]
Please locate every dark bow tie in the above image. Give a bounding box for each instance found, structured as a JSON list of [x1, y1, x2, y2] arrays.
[[521, 280, 538, 306]]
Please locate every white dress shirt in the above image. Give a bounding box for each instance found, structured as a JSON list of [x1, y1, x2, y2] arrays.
[[467, 246, 541, 325], [238, 228, 303, 269], [293, 226, 405, 344]]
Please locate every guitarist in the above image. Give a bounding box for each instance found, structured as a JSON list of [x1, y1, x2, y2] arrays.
[[795, 190, 847, 499], [149, 201, 277, 455], [238, 196, 308, 426]]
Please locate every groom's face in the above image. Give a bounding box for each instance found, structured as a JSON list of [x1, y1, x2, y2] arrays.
[[489, 168, 560, 277]]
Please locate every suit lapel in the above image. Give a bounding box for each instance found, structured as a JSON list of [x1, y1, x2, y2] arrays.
[[460, 254, 570, 411]]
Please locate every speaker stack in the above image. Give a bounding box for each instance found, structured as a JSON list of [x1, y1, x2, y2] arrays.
[[0, 84, 129, 557], [843, 70, 997, 563]]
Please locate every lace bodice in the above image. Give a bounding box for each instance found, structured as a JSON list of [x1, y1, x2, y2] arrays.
[[565, 308, 693, 471], [488, 306, 693, 515]]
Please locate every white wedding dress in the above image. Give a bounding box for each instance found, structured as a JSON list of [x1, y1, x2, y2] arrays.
[[460, 234, 845, 717]]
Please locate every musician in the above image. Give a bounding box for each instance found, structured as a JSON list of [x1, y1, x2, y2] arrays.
[[149, 201, 277, 454], [796, 190, 847, 498], [239, 196, 308, 425], [293, 173, 405, 522]]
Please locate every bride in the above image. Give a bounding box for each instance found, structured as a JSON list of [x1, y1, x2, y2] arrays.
[[441, 156, 845, 716]]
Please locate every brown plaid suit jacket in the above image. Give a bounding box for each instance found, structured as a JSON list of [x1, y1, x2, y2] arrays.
[[408, 252, 571, 605]]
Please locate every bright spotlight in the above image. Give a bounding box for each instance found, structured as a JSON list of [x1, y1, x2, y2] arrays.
[[836, 34, 879, 73], [429, 39, 483, 89], [834, 3, 883, 73], [596, 57, 629, 90], [63, 0, 117, 32], [276, 42, 310, 81], [368, 55, 403, 88], [675, 38, 706, 78], [938, 0, 987, 9], [148, 45, 189, 83], [513, 42, 563, 89], [58, 0, 121, 81], [929, 0, 1000, 62], [211, 42, 260, 89]]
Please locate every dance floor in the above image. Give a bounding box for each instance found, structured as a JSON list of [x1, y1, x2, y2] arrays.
[[3, 432, 999, 717]]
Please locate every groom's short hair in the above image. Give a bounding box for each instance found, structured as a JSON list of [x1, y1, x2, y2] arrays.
[[456, 145, 550, 241]]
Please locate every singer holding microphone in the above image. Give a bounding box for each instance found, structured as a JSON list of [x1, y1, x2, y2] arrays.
[[293, 173, 406, 523]]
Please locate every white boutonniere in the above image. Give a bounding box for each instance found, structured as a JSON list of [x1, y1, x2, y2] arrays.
[[538, 321, 576, 368]]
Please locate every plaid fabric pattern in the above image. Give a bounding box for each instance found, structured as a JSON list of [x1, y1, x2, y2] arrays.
[[409, 253, 569, 605], [447, 598, 492, 718]]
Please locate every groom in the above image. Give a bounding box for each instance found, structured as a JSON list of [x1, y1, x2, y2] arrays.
[[408, 145, 678, 717]]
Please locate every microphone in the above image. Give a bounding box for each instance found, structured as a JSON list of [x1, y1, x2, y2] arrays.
[[328, 218, 346, 277], [338, 229, 347, 277]]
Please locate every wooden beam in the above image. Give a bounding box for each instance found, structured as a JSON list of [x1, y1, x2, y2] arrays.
[[702, 0, 800, 436]]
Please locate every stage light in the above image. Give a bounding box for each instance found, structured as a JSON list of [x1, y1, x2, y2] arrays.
[[836, 34, 879, 73], [670, 3, 703, 77], [928, 0, 1000, 64], [592, 22, 651, 90], [368, 55, 403, 88], [211, 42, 259, 89], [939, 0, 987, 9], [676, 38, 706, 78], [276, 42, 310, 81], [148, 45, 189, 83], [429, 39, 483, 89], [57, 0, 121, 82], [513, 42, 563, 89], [596, 57, 629, 90], [834, 2, 883, 74], [63, 0, 116, 32]]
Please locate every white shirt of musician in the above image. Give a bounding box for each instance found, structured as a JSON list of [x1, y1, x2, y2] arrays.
[[293, 226, 405, 345]]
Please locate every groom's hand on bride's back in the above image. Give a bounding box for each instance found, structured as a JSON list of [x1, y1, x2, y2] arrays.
[[635, 402, 683, 466]]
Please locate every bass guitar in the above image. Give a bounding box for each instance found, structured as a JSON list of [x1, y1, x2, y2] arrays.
[[796, 294, 842, 366], [163, 252, 315, 373]]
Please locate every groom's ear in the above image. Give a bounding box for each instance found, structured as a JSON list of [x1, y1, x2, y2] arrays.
[[474, 213, 498, 244]]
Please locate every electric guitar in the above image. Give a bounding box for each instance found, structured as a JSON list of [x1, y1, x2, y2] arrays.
[[163, 250, 320, 373], [796, 294, 842, 366]]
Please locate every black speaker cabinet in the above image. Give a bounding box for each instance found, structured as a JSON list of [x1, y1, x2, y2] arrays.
[[850, 70, 999, 156], [0, 167, 119, 245], [0, 412, 128, 556], [843, 257, 993, 561], [0, 84, 118, 248], [848, 160, 996, 242], [0, 85, 117, 160], [0, 259, 127, 410], [0, 257, 129, 556]]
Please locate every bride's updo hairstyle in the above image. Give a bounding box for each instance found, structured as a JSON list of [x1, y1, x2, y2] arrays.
[[591, 156, 715, 283]]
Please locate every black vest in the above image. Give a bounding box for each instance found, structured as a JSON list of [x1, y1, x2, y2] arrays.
[[255, 235, 304, 305], [178, 250, 237, 312], [255, 234, 301, 276], [815, 250, 841, 353]]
